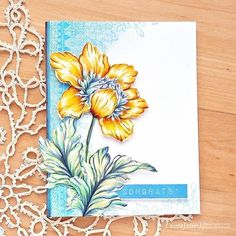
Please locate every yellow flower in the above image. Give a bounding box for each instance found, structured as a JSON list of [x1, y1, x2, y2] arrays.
[[50, 43, 148, 141]]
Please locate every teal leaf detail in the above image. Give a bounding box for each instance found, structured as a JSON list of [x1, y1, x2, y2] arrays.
[[39, 118, 85, 188], [67, 177, 90, 213], [106, 154, 157, 179]]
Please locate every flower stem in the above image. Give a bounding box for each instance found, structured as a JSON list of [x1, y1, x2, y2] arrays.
[[85, 116, 95, 160]]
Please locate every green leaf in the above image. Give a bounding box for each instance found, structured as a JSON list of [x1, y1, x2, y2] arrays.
[[67, 177, 90, 213], [106, 155, 157, 179], [46, 174, 70, 188], [39, 137, 71, 183], [87, 147, 110, 186], [39, 118, 85, 187]]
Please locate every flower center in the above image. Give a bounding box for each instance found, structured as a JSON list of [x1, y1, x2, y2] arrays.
[[78, 71, 128, 118]]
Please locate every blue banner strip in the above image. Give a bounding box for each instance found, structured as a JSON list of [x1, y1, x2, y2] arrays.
[[118, 184, 188, 199]]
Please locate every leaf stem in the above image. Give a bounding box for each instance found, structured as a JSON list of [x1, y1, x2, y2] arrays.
[[85, 116, 95, 160]]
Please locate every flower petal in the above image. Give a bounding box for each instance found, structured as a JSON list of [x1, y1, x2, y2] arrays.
[[58, 87, 89, 118], [50, 52, 82, 87], [99, 117, 133, 142], [107, 64, 137, 90], [121, 98, 148, 119], [125, 88, 139, 100], [91, 89, 118, 118], [79, 43, 110, 77]]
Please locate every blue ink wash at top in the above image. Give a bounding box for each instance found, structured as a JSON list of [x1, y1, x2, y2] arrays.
[[46, 21, 187, 217]]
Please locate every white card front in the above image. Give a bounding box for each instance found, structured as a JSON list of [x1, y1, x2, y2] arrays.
[[46, 21, 200, 216]]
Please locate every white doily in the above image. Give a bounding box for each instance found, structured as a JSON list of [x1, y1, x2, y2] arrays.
[[0, 0, 192, 235]]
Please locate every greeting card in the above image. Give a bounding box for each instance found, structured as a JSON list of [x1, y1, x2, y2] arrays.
[[40, 21, 200, 217]]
